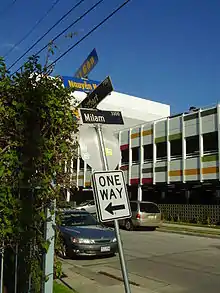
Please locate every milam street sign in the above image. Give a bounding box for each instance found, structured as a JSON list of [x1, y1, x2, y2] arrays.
[[79, 109, 124, 125], [91, 170, 131, 222]]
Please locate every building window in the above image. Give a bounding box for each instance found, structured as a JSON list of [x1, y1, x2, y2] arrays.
[[170, 139, 182, 158], [71, 159, 77, 171], [144, 144, 153, 161], [79, 158, 84, 169], [156, 142, 167, 160], [121, 149, 129, 164], [203, 131, 218, 154], [132, 147, 139, 164], [186, 135, 199, 156]]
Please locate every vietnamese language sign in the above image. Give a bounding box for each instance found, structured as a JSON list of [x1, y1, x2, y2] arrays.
[[62, 76, 100, 93], [74, 48, 99, 78]]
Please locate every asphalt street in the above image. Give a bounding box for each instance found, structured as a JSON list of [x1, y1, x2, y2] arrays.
[[63, 230, 220, 293]]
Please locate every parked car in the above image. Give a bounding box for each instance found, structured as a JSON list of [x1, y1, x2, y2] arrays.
[[58, 210, 117, 258], [75, 200, 96, 215], [119, 201, 162, 231]]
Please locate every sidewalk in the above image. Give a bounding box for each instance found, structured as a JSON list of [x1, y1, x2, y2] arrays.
[[59, 262, 154, 293], [59, 260, 183, 293], [159, 222, 220, 238]]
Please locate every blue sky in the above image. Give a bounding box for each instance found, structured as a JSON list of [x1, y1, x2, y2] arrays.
[[0, 0, 219, 114]]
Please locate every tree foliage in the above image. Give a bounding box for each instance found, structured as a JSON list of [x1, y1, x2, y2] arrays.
[[0, 56, 78, 292]]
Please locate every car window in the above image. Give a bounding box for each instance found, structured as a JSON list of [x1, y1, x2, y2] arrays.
[[130, 202, 138, 212], [61, 213, 98, 226], [140, 203, 160, 213]]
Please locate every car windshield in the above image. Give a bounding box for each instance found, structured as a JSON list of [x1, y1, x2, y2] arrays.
[[140, 203, 160, 213], [61, 212, 98, 226]]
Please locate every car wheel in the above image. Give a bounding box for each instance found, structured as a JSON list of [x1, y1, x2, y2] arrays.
[[125, 219, 133, 231], [60, 243, 71, 259], [109, 252, 116, 257]]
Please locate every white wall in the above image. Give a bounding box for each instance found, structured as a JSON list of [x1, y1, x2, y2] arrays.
[[73, 90, 170, 130]]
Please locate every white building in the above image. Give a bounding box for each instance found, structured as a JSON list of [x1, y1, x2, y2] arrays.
[[73, 90, 170, 188]]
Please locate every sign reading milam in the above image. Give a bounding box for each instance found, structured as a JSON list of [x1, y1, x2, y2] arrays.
[[79, 109, 124, 125]]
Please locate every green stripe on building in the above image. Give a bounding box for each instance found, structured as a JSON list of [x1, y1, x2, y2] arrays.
[[169, 133, 182, 141], [155, 136, 166, 143], [201, 108, 217, 117], [202, 154, 218, 162], [155, 166, 167, 172], [142, 167, 153, 173], [184, 112, 198, 121]]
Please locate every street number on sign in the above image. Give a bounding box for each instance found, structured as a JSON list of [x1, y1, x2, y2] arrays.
[[91, 170, 131, 222]]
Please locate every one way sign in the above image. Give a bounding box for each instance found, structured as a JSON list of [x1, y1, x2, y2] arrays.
[[91, 170, 131, 222]]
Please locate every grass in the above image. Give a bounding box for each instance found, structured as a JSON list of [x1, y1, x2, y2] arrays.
[[160, 226, 220, 235], [53, 281, 76, 293], [164, 220, 220, 229]]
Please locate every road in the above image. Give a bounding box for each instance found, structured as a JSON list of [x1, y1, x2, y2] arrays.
[[63, 230, 220, 293]]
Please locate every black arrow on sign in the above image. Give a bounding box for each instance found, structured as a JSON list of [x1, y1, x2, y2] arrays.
[[105, 202, 125, 215]]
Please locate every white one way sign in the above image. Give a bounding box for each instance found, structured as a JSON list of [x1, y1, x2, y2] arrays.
[[91, 170, 131, 222]]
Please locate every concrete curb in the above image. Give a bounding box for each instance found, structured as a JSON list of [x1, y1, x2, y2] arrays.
[[158, 228, 220, 239]]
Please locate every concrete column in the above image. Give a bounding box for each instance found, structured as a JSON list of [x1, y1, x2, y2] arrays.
[[127, 186, 132, 200], [137, 185, 142, 201], [215, 190, 220, 204], [216, 190, 220, 198], [185, 190, 190, 204], [161, 191, 166, 200]]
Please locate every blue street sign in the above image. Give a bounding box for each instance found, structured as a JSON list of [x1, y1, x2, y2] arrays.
[[74, 48, 98, 78], [62, 76, 100, 93]]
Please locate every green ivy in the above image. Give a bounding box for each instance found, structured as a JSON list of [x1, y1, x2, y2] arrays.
[[0, 55, 78, 292]]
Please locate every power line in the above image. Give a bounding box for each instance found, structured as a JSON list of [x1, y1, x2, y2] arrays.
[[47, 0, 132, 71], [4, 0, 61, 58], [8, 0, 86, 70], [10, 0, 105, 73], [0, 0, 18, 17], [35, 0, 104, 57]]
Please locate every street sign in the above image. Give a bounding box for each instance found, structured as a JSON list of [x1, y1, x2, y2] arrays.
[[74, 48, 98, 78], [62, 76, 100, 93], [78, 125, 121, 171], [80, 76, 113, 108], [92, 170, 131, 222], [79, 109, 124, 125]]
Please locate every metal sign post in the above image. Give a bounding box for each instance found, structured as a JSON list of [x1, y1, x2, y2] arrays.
[[95, 124, 131, 293], [78, 108, 123, 171]]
